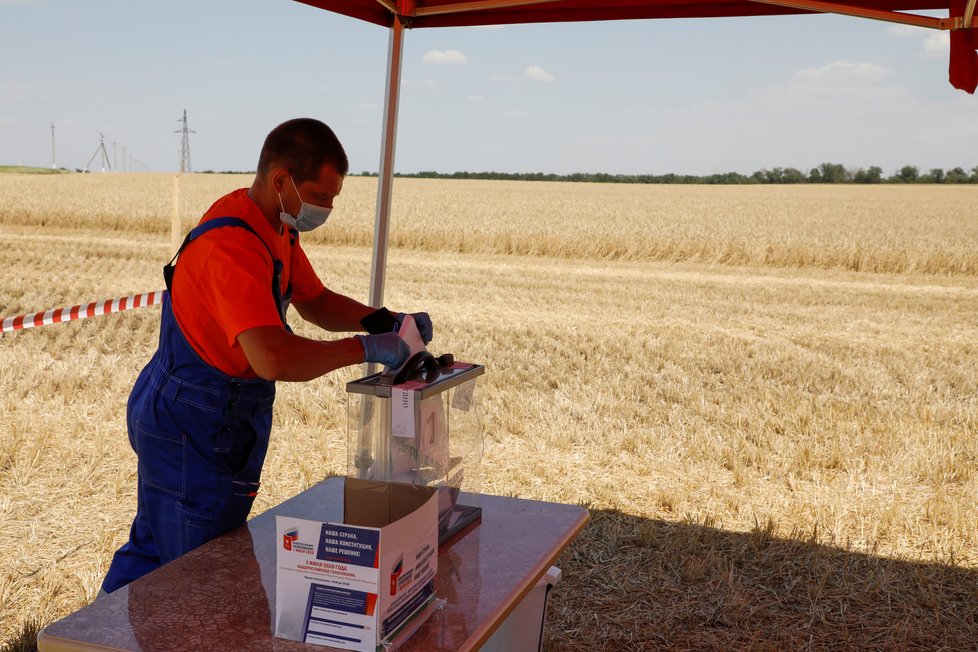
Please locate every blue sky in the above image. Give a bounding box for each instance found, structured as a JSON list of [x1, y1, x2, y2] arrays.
[[1, 0, 975, 175]]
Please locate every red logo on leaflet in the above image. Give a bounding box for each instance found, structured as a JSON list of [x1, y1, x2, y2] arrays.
[[283, 528, 299, 551], [390, 556, 404, 596]]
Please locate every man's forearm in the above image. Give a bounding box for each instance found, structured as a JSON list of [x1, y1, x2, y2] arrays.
[[238, 326, 365, 382]]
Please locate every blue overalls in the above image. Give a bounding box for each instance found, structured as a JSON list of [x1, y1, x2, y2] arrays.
[[102, 217, 295, 593]]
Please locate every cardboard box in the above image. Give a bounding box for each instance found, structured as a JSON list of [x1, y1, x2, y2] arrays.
[[275, 479, 439, 650]]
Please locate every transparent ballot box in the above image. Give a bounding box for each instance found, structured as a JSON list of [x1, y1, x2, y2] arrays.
[[347, 363, 484, 543]]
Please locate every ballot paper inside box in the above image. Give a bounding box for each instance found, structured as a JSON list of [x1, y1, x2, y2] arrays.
[[346, 363, 484, 544], [274, 479, 439, 651]]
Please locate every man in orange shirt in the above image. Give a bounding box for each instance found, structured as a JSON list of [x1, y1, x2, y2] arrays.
[[101, 118, 428, 594]]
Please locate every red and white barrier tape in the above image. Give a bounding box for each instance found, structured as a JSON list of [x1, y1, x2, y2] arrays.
[[2, 291, 165, 333]]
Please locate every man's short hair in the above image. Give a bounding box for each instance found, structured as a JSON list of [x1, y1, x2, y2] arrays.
[[256, 118, 349, 182]]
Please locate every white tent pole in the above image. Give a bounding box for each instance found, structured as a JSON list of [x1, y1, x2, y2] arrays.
[[368, 16, 405, 309]]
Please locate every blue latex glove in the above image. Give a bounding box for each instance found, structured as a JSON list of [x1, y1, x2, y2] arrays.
[[356, 333, 410, 368], [395, 311, 433, 344]]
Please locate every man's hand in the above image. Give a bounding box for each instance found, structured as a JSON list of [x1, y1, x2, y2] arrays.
[[356, 333, 411, 368], [396, 312, 433, 344]]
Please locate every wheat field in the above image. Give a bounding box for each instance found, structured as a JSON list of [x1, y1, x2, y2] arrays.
[[1, 173, 977, 650]]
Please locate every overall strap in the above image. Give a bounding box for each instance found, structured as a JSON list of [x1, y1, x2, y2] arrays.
[[164, 217, 271, 290], [163, 217, 295, 329]]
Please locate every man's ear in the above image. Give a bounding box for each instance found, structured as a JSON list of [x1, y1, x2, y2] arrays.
[[270, 166, 290, 193]]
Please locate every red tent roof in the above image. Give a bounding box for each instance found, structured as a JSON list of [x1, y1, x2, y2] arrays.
[[298, 0, 978, 92], [299, 0, 950, 27]]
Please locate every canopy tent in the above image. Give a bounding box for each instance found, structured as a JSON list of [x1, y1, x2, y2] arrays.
[[299, 0, 965, 28], [295, 0, 977, 307]]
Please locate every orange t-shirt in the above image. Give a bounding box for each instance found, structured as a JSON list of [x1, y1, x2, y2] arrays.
[[170, 188, 325, 378]]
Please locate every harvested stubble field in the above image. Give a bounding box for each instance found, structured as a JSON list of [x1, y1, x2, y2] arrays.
[[1, 173, 977, 650]]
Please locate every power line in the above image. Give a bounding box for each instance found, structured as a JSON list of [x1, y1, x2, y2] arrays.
[[50, 123, 56, 169], [175, 109, 195, 173]]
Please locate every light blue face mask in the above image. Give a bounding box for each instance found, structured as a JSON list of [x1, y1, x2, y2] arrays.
[[278, 176, 332, 232]]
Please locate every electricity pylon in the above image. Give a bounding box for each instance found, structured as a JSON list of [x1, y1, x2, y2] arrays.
[[83, 133, 112, 173], [175, 110, 195, 173]]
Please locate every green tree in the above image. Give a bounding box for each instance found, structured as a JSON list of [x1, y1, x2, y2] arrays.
[[853, 166, 883, 184], [782, 167, 807, 183], [819, 162, 849, 183], [808, 162, 847, 183], [946, 167, 969, 183], [752, 168, 790, 183], [893, 165, 919, 183]]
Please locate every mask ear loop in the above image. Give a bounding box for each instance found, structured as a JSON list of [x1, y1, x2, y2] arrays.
[[277, 174, 290, 213], [289, 175, 304, 204], [277, 175, 300, 216]]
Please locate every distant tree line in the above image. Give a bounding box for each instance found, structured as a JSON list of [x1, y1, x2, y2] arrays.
[[353, 163, 978, 184]]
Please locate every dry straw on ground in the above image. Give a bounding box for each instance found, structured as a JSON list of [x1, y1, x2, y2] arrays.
[[1, 173, 977, 650]]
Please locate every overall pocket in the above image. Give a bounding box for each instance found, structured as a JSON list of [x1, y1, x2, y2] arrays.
[[133, 420, 186, 499], [178, 500, 215, 554]]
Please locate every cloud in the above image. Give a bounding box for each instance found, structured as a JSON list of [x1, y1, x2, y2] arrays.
[[467, 95, 486, 102], [764, 61, 904, 103], [424, 80, 438, 88], [502, 109, 528, 120], [888, 23, 950, 60], [422, 49, 467, 64], [525, 65, 554, 82], [787, 61, 900, 100], [792, 60, 894, 84], [354, 102, 376, 111], [922, 32, 950, 59], [491, 67, 555, 83]]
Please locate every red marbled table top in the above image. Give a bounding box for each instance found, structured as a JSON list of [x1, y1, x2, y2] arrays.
[[39, 476, 588, 651]]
